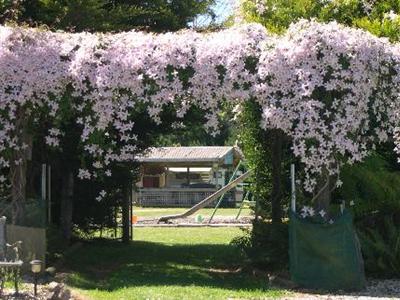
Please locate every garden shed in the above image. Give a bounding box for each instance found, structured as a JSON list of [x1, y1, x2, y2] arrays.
[[134, 146, 244, 207]]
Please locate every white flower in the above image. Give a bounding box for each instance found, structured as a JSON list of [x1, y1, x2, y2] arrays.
[[384, 10, 399, 21], [255, 0, 266, 14], [78, 169, 91, 180], [300, 206, 315, 218], [45, 136, 59, 147], [93, 161, 102, 169], [96, 190, 107, 202], [308, 207, 315, 217]]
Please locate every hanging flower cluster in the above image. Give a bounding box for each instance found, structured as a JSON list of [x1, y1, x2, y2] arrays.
[[0, 24, 268, 184], [256, 20, 400, 191], [1, 20, 400, 194]]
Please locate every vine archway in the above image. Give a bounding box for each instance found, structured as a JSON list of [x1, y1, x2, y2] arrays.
[[1, 20, 400, 227]]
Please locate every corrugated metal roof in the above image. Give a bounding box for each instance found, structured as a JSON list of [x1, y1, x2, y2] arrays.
[[137, 146, 239, 163]]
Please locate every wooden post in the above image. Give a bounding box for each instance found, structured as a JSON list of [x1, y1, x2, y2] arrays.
[[186, 167, 190, 186], [271, 130, 284, 223], [41, 164, 47, 207], [165, 167, 169, 187], [60, 172, 74, 242], [47, 165, 51, 224], [129, 185, 133, 240], [114, 206, 118, 239]]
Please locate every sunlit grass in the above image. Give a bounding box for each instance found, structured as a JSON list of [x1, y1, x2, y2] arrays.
[[65, 227, 288, 300]]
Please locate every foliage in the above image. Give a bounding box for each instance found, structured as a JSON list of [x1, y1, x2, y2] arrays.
[[153, 105, 234, 146], [236, 100, 272, 218], [357, 214, 400, 278], [232, 221, 289, 270], [339, 154, 400, 277], [64, 227, 286, 299], [241, 0, 400, 41], [0, 0, 217, 32], [338, 153, 400, 218]]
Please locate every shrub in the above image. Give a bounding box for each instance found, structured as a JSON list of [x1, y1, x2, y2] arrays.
[[232, 220, 289, 270], [357, 214, 400, 278], [339, 153, 400, 218]]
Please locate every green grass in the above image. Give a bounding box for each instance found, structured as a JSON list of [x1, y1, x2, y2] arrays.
[[65, 227, 286, 300], [133, 207, 252, 219]]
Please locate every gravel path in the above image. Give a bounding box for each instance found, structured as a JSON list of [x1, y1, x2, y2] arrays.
[[3, 279, 399, 299], [284, 279, 400, 299], [136, 215, 253, 226]]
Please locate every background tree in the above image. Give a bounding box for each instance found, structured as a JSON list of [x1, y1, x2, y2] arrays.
[[241, 0, 400, 41], [1, 0, 216, 32]]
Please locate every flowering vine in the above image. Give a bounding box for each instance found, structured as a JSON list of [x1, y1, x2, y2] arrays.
[[1, 20, 400, 198]]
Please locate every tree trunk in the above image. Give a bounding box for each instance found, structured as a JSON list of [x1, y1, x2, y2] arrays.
[[10, 109, 32, 225], [60, 171, 74, 242], [122, 185, 131, 243], [10, 155, 27, 225], [270, 130, 284, 224], [314, 169, 331, 214]]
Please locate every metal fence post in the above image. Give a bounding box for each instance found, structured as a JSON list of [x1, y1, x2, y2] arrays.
[[291, 164, 296, 213]]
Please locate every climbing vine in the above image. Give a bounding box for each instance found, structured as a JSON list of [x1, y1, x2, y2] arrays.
[[1, 20, 400, 201]]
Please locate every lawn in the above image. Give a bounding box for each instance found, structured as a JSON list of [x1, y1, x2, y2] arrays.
[[65, 227, 286, 300], [132, 206, 253, 219]]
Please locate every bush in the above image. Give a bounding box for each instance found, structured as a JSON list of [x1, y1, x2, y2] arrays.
[[46, 225, 71, 265], [357, 213, 400, 278], [232, 220, 289, 270], [338, 152, 400, 277], [339, 153, 400, 218]]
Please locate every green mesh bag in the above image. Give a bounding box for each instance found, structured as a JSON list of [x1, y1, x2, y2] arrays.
[[289, 210, 366, 291]]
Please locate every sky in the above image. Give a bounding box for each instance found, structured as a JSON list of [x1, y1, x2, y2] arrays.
[[192, 0, 238, 27], [213, 0, 237, 23]]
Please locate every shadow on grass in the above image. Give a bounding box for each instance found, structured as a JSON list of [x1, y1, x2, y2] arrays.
[[64, 239, 270, 293]]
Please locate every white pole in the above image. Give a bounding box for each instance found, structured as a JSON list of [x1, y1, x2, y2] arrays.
[[340, 200, 345, 214], [290, 164, 296, 213]]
